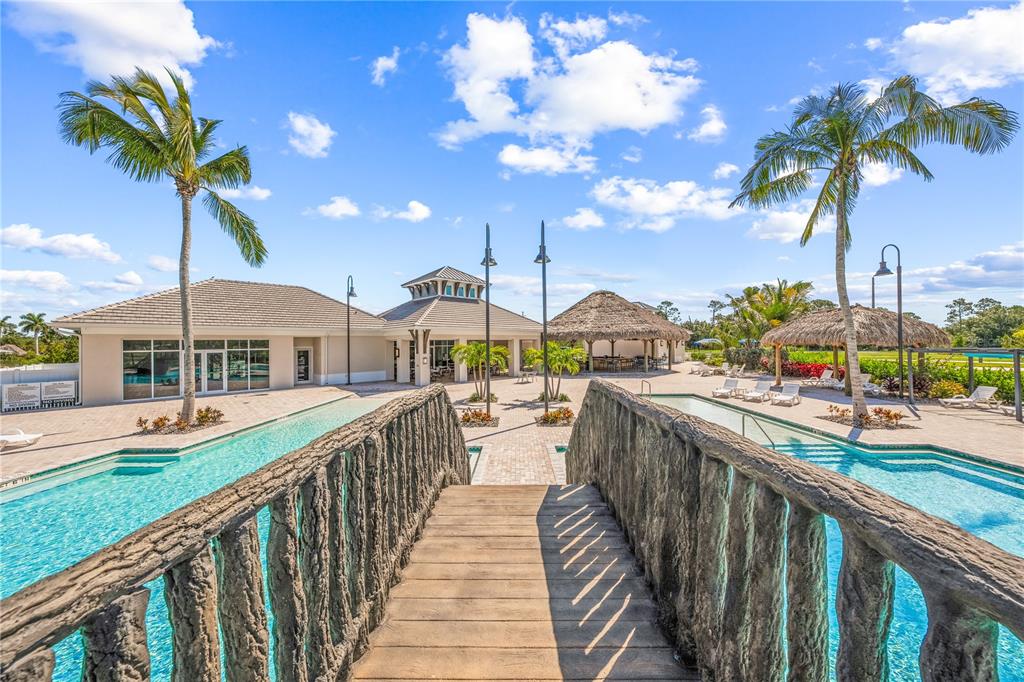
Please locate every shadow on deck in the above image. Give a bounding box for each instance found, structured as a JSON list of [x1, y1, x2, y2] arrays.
[[351, 484, 698, 680]]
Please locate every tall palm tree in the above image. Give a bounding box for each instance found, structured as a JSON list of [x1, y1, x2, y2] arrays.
[[731, 76, 1017, 424], [58, 68, 267, 421], [0, 316, 16, 341], [18, 313, 47, 354]]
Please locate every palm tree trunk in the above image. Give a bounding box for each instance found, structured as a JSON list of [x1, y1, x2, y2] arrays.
[[180, 194, 196, 422], [33, 333, 39, 355], [835, 183, 867, 425]]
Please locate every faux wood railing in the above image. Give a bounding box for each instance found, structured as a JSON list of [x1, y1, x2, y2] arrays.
[[0, 384, 469, 680], [566, 378, 1024, 681]]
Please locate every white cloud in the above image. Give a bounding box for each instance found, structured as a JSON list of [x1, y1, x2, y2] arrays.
[[83, 270, 152, 293], [371, 46, 400, 86], [311, 196, 360, 219], [498, 143, 596, 174], [376, 200, 432, 223], [6, 1, 217, 89], [557, 266, 637, 282], [746, 199, 836, 243], [607, 10, 649, 29], [712, 162, 740, 180], [864, 37, 883, 50], [147, 255, 178, 273], [561, 208, 605, 231], [286, 112, 336, 158], [490, 274, 595, 298], [915, 242, 1024, 292], [591, 176, 738, 231], [885, 3, 1024, 103], [861, 161, 904, 187], [438, 13, 700, 173], [1, 269, 72, 292], [621, 146, 642, 163], [688, 104, 727, 142], [219, 185, 272, 201], [1, 223, 120, 263]]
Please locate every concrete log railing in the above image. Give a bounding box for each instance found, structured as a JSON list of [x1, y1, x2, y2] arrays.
[[0, 384, 469, 680], [567, 378, 1024, 681]]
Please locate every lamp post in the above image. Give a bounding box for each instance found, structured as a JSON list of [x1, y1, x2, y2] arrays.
[[534, 220, 551, 414], [871, 274, 876, 308], [481, 223, 497, 416], [875, 244, 903, 398], [346, 275, 357, 385]]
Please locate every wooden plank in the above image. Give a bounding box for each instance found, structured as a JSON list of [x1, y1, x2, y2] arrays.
[[383, 597, 659, 622], [425, 514, 615, 527], [422, 522, 622, 538], [351, 645, 691, 680], [390, 578, 649, 600], [364, 620, 671, 649], [403, 562, 643, 582], [407, 547, 636, 565], [411, 536, 629, 552]]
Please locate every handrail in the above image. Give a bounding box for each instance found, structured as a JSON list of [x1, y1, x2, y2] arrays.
[[566, 378, 1023, 679], [741, 412, 776, 450], [639, 379, 652, 396], [0, 383, 470, 677]]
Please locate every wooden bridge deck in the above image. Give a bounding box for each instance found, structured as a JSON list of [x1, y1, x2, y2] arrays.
[[351, 484, 699, 680]]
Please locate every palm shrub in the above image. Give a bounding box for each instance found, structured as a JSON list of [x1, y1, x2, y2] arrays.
[[450, 342, 508, 399], [731, 76, 1018, 425], [524, 342, 587, 402], [58, 68, 266, 421]]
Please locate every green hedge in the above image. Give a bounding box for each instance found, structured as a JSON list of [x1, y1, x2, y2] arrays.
[[857, 358, 1016, 402]]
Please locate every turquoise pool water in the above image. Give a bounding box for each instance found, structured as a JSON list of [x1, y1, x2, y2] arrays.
[[0, 396, 386, 679], [652, 394, 1024, 680]]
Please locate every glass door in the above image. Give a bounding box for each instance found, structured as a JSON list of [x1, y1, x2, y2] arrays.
[[296, 348, 311, 383], [194, 351, 226, 394]]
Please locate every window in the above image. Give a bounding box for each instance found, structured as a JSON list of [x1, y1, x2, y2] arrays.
[[152, 352, 181, 398], [121, 339, 268, 399], [249, 350, 270, 389], [227, 351, 249, 391], [122, 352, 152, 401], [457, 286, 464, 297], [445, 285, 453, 296], [469, 288, 476, 298], [195, 339, 224, 350]]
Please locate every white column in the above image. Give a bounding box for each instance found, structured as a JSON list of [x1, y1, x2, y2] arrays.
[[510, 338, 521, 377], [455, 337, 469, 383], [397, 339, 410, 383], [320, 334, 329, 385], [414, 331, 430, 387]]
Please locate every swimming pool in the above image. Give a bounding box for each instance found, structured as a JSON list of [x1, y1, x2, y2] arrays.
[[651, 394, 1024, 680]]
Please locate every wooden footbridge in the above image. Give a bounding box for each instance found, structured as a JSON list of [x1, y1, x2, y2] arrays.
[[1, 381, 1021, 681]]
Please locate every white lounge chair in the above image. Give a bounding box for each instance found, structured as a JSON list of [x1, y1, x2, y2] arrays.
[[712, 378, 739, 398], [802, 368, 835, 387], [0, 428, 43, 451], [727, 364, 744, 377], [771, 383, 802, 406], [939, 386, 1000, 409], [744, 380, 773, 402], [862, 375, 883, 397], [1000, 405, 1019, 417]]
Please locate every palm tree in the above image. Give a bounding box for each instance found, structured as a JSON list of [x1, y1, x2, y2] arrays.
[[58, 68, 267, 421], [524, 342, 588, 402], [449, 342, 509, 399], [18, 313, 47, 354], [731, 76, 1017, 424], [0, 316, 16, 341]]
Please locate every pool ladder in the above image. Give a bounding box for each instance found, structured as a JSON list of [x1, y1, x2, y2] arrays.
[[639, 380, 652, 397], [741, 413, 777, 450]]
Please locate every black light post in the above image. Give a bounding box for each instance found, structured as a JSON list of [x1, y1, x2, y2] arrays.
[[534, 220, 551, 414], [481, 223, 497, 416], [346, 275, 357, 385], [875, 244, 903, 398], [871, 274, 877, 308]]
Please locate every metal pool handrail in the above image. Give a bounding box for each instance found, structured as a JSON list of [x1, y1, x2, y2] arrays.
[[0, 383, 470, 678], [567, 378, 1024, 680], [639, 379, 652, 396], [741, 412, 776, 451]]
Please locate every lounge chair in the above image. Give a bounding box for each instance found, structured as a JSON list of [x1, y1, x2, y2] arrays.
[[0, 428, 43, 451], [712, 378, 739, 398], [727, 364, 744, 377], [862, 375, 883, 397], [939, 386, 1000, 409], [743, 380, 773, 402], [802, 368, 835, 387], [771, 383, 802, 406], [1000, 405, 1019, 417]]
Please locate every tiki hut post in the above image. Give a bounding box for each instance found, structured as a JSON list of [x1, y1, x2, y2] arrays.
[[644, 340, 649, 373], [774, 344, 783, 386], [587, 341, 594, 373], [832, 347, 840, 378], [610, 339, 616, 357]]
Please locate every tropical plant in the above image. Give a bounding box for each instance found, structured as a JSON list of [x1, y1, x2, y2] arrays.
[[0, 315, 17, 341], [731, 76, 1018, 424], [58, 67, 267, 421], [524, 342, 587, 402], [18, 312, 47, 354], [450, 342, 509, 398]]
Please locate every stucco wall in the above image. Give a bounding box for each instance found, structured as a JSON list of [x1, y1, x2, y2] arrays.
[[80, 334, 123, 406], [325, 336, 392, 383]]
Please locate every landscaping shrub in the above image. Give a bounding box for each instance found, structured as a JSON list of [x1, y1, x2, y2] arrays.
[[461, 409, 497, 426], [725, 346, 775, 370], [468, 392, 498, 403], [539, 407, 574, 425], [195, 406, 224, 426], [929, 379, 968, 399], [690, 350, 724, 364], [759, 358, 845, 380], [136, 417, 149, 432], [151, 415, 171, 430], [537, 392, 570, 403], [173, 415, 190, 431]]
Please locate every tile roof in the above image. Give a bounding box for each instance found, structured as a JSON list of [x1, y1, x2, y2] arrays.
[[380, 296, 540, 332], [52, 278, 384, 330], [402, 266, 484, 288]]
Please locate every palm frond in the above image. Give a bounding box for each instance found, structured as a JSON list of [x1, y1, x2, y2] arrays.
[[799, 168, 840, 246], [127, 69, 174, 124], [199, 147, 252, 189], [202, 190, 267, 266], [194, 118, 222, 162], [857, 138, 934, 180]]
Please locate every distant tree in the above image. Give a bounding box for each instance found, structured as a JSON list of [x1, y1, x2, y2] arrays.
[[58, 67, 266, 422], [903, 311, 921, 320], [807, 298, 837, 311], [681, 318, 716, 342], [707, 299, 727, 324], [945, 298, 974, 325], [731, 76, 1017, 424], [0, 316, 16, 341], [655, 300, 682, 324], [1002, 325, 1024, 349], [974, 297, 1002, 314], [18, 313, 47, 354]]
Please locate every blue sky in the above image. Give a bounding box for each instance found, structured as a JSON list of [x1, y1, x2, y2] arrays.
[[2, 1, 1022, 325]]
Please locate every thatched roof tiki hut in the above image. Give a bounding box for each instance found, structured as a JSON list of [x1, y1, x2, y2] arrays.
[[548, 291, 691, 372], [760, 305, 951, 387]]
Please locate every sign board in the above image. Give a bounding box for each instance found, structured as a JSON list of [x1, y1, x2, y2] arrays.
[[42, 381, 77, 402], [2, 383, 41, 411]]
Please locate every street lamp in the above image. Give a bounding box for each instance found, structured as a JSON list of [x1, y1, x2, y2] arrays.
[[875, 244, 903, 398], [871, 274, 877, 308], [346, 275, 357, 385], [534, 220, 551, 414], [481, 223, 497, 416]]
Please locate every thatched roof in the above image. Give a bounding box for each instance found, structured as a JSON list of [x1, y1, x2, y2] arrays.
[[548, 291, 691, 342], [761, 305, 950, 348]]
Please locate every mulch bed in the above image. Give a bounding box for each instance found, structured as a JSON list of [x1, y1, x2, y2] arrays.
[[461, 417, 500, 428], [818, 415, 917, 430], [534, 417, 575, 427]]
